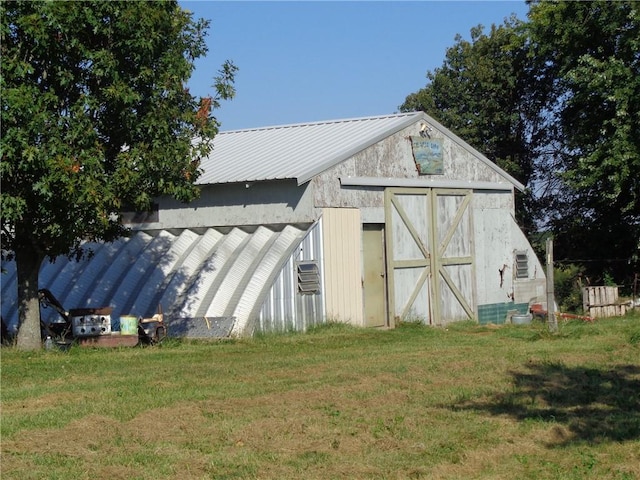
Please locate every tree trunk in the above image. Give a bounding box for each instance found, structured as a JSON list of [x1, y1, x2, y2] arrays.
[[15, 245, 45, 350]]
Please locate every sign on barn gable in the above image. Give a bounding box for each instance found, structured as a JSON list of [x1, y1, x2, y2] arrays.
[[410, 136, 444, 175]]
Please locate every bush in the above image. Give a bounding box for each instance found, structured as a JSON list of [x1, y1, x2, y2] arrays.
[[554, 264, 585, 313]]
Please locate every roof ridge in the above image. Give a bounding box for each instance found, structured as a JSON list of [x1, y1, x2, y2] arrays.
[[218, 112, 422, 135]]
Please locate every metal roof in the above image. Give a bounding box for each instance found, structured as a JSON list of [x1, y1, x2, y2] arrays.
[[197, 111, 524, 191], [197, 112, 423, 186]]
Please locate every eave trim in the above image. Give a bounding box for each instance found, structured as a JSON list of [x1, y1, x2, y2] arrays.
[[340, 176, 515, 191]]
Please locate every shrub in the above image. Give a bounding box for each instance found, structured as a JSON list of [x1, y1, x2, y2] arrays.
[[554, 263, 585, 313]]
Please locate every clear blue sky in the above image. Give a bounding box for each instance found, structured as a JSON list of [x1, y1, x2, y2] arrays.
[[180, 1, 530, 131]]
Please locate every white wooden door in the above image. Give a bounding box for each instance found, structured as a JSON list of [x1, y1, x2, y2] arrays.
[[384, 188, 475, 325]]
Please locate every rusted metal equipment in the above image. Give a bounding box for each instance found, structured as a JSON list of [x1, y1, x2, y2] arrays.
[[529, 302, 594, 323], [38, 289, 166, 348], [69, 307, 113, 337], [557, 312, 595, 322]]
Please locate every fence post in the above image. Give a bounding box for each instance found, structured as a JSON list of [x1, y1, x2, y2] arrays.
[[546, 237, 557, 332]]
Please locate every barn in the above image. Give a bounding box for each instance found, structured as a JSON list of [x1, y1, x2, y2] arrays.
[[1, 112, 546, 337]]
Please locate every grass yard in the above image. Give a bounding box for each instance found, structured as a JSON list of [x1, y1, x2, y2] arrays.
[[1, 314, 639, 479]]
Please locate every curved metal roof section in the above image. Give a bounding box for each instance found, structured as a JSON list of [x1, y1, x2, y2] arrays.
[[197, 112, 423, 186], [1, 226, 308, 336]]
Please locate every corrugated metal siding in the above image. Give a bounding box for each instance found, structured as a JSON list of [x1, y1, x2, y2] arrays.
[[160, 228, 225, 317], [117, 230, 177, 315], [198, 113, 422, 186], [1, 225, 315, 337], [321, 208, 364, 325], [60, 242, 121, 313], [1, 261, 13, 321], [295, 220, 325, 330], [256, 219, 324, 333], [87, 233, 151, 308], [205, 226, 273, 318], [177, 228, 249, 319], [130, 229, 201, 316], [232, 225, 306, 335], [1, 259, 18, 326]]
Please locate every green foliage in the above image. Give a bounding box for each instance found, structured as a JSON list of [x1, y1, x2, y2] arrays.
[[602, 271, 617, 287], [0, 1, 235, 348], [527, 1, 640, 285], [554, 264, 586, 313], [401, 19, 533, 180], [399, 17, 545, 235], [401, 1, 640, 286], [1, 0, 235, 260]]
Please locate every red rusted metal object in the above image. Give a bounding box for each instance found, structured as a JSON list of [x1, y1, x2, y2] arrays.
[[529, 302, 594, 322]]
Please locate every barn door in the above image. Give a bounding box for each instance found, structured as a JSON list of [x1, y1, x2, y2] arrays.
[[384, 188, 475, 326], [362, 224, 387, 328]]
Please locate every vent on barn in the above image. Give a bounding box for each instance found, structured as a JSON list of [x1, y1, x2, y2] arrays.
[[297, 261, 320, 294], [515, 251, 528, 279]]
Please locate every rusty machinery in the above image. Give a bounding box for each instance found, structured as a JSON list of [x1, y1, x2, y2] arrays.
[[38, 289, 166, 346]]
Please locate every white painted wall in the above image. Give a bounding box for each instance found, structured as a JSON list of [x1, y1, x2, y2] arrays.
[[128, 180, 317, 231], [473, 192, 545, 307]]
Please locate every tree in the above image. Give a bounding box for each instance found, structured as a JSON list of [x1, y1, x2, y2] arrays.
[[1, 1, 236, 349], [401, 2, 640, 286], [399, 17, 544, 234], [527, 0, 640, 285]]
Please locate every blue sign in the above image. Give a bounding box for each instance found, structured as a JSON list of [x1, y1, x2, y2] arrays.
[[411, 136, 444, 175]]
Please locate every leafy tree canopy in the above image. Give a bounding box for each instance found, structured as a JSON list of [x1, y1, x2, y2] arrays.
[[0, 0, 236, 349], [527, 0, 640, 279], [401, 1, 639, 285], [399, 16, 541, 232]]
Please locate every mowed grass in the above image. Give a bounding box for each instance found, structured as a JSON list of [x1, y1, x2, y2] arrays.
[[1, 314, 639, 480]]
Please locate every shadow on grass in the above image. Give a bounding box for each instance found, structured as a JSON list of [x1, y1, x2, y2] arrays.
[[455, 361, 640, 446]]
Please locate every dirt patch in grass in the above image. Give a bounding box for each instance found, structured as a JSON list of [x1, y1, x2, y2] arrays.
[[1, 391, 90, 414]]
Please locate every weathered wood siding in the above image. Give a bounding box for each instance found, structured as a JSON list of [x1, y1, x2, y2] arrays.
[[583, 286, 627, 318], [311, 124, 512, 222]]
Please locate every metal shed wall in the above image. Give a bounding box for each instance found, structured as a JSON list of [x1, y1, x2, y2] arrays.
[[473, 192, 546, 324], [304, 117, 541, 327], [2, 113, 543, 337], [255, 219, 325, 334], [1, 225, 316, 337], [321, 208, 364, 325]]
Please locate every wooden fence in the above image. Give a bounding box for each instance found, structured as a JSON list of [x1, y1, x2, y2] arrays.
[[582, 286, 627, 318]]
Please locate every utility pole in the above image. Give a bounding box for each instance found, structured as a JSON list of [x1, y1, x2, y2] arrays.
[[546, 237, 557, 332]]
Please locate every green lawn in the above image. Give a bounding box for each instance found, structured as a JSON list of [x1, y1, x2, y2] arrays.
[[1, 314, 639, 479]]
